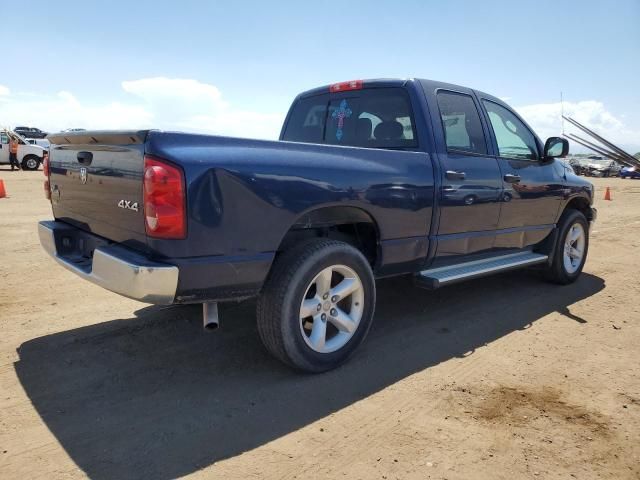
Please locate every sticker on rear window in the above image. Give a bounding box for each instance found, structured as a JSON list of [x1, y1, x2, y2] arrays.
[[331, 99, 352, 141]]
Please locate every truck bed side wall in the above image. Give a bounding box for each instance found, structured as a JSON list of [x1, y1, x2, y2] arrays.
[[144, 133, 435, 300]]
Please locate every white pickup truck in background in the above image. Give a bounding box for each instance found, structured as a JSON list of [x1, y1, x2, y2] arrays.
[[0, 129, 47, 170]]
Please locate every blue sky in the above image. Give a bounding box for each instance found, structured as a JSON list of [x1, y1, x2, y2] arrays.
[[1, 0, 638, 151]]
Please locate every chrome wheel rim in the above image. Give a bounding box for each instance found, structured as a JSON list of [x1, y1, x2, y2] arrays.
[[26, 158, 37, 169], [299, 264, 364, 354], [563, 223, 585, 274]]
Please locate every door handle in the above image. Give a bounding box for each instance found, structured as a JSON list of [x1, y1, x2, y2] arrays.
[[504, 174, 521, 183], [77, 151, 93, 166], [446, 170, 466, 180]]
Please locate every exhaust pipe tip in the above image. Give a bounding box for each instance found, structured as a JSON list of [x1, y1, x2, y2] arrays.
[[203, 302, 220, 331], [204, 321, 219, 331]]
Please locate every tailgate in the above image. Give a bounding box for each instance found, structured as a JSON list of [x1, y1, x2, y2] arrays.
[[47, 130, 150, 250]]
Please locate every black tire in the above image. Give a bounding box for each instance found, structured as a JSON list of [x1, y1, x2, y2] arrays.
[[21, 156, 40, 171], [256, 239, 376, 373], [543, 209, 589, 285]]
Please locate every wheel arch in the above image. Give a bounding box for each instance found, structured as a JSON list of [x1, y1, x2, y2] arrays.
[[537, 195, 593, 262], [275, 206, 381, 267], [562, 195, 594, 221]]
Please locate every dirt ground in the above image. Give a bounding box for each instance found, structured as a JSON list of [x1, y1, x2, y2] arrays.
[[0, 168, 638, 480]]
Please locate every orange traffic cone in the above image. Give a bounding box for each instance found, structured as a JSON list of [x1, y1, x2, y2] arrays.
[[604, 186, 612, 201], [0, 179, 6, 199]]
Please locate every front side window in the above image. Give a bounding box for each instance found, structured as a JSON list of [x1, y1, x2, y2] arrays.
[[0, 134, 8, 144], [282, 87, 417, 149], [436, 91, 487, 155], [483, 100, 539, 160]]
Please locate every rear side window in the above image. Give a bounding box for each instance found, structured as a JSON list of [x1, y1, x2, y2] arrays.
[[282, 88, 417, 149], [436, 91, 487, 155]]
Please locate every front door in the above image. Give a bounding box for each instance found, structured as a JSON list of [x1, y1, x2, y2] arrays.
[[479, 99, 564, 248], [431, 89, 504, 258], [0, 132, 10, 164]]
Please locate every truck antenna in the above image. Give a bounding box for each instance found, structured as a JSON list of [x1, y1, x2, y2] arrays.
[[560, 91, 564, 135]]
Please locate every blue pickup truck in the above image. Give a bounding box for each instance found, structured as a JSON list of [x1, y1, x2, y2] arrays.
[[39, 78, 596, 372]]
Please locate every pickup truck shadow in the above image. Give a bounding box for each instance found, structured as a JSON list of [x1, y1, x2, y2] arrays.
[[15, 271, 604, 480]]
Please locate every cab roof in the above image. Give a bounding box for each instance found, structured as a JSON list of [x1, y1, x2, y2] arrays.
[[297, 78, 503, 106]]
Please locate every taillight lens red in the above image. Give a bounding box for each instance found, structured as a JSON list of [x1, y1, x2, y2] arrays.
[[43, 151, 49, 176], [143, 155, 186, 239], [43, 151, 51, 200]]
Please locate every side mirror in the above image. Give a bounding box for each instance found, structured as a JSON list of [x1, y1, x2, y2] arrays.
[[544, 137, 569, 158]]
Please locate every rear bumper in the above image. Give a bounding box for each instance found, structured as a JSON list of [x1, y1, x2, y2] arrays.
[[38, 220, 178, 304]]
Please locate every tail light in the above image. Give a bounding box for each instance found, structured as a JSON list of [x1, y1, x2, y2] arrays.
[[143, 155, 186, 239], [43, 151, 51, 200], [43, 151, 50, 176]]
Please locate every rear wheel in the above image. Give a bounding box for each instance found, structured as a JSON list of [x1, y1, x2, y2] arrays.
[[21, 156, 40, 171], [543, 209, 589, 284], [257, 239, 376, 372]]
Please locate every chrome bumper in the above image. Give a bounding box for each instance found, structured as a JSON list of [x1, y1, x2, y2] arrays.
[[38, 221, 178, 304]]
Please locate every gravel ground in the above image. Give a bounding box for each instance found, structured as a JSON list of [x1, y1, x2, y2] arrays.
[[0, 169, 639, 480]]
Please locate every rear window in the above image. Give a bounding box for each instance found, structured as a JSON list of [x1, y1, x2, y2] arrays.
[[282, 87, 418, 149]]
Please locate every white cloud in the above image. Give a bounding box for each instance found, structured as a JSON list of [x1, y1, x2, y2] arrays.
[[123, 77, 223, 101], [0, 85, 9, 96], [121, 77, 283, 139], [0, 89, 152, 131], [515, 100, 639, 153], [0, 78, 284, 139]]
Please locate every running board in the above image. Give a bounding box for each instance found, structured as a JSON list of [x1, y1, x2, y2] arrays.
[[415, 251, 548, 289]]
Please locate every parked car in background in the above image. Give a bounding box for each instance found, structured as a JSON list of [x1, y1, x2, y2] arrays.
[[586, 158, 621, 177], [62, 128, 87, 132], [0, 130, 47, 170], [14, 126, 48, 139], [39, 78, 596, 372], [620, 166, 640, 179], [568, 157, 590, 176], [26, 138, 51, 149]]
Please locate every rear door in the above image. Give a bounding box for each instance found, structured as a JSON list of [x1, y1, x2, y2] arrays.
[[48, 131, 149, 249], [428, 88, 504, 258], [478, 98, 563, 247]]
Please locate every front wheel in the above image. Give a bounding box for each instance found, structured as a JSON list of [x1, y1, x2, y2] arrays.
[[543, 209, 589, 284], [21, 156, 40, 171], [257, 239, 376, 372]]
